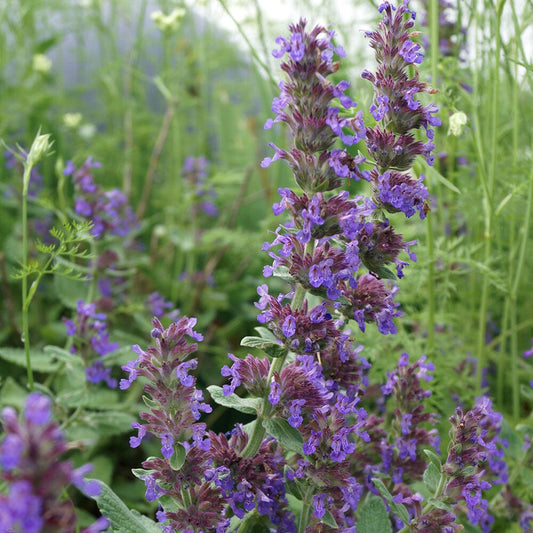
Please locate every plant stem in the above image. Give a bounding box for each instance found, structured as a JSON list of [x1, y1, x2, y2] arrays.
[[298, 485, 314, 533], [475, 0, 503, 396], [21, 163, 33, 391]]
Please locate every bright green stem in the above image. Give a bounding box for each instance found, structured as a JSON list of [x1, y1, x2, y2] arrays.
[[475, 1, 503, 395], [425, 213, 435, 355], [298, 485, 314, 533], [21, 164, 33, 391], [181, 487, 192, 508], [242, 242, 313, 459]]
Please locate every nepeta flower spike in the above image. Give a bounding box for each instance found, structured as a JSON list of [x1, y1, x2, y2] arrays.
[[0, 393, 108, 533], [363, 1, 440, 219]]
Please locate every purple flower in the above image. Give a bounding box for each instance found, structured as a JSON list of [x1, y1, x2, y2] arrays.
[[0, 393, 104, 532]]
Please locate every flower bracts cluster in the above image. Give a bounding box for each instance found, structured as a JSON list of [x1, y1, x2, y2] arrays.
[[410, 397, 508, 532], [0, 393, 108, 533], [261, 19, 368, 190], [64, 157, 137, 238], [122, 317, 295, 531], [63, 299, 119, 388], [363, 1, 440, 219]]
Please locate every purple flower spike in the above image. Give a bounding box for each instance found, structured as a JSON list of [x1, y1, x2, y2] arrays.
[[0, 393, 105, 532]]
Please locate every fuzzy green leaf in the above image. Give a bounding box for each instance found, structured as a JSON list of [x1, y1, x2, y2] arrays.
[[423, 462, 441, 493], [0, 347, 61, 373], [262, 417, 303, 454], [320, 510, 339, 529], [169, 443, 187, 471], [207, 385, 261, 414], [357, 495, 392, 533], [240, 336, 287, 358], [92, 480, 160, 533], [372, 478, 410, 525], [423, 448, 442, 468]]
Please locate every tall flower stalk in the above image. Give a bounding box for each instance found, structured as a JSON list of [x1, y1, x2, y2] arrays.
[[120, 2, 510, 531]]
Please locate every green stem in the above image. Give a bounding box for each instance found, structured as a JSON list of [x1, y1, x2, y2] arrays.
[[298, 485, 314, 533], [21, 164, 33, 391], [475, 0, 503, 396]]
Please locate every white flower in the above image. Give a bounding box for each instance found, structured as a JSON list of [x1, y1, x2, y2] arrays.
[[32, 54, 52, 73], [151, 8, 186, 32], [78, 123, 97, 140], [63, 113, 83, 128], [448, 111, 468, 137]]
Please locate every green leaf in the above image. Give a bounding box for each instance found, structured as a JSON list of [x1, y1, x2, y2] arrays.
[[320, 510, 339, 529], [131, 468, 156, 480], [262, 417, 303, 454], [53, 274, 88, 309], [207, 385, 261, 414], [423, 462, 441, 493], [92, 479, 160, 533], [357, 495, 392, 533], [77, 411, 135, 437], [272, 265, 293, 281], [0, 347, 61, 373], [427, 498, 453, 512], [371, 265, 397, 280], [169, 443, 187, 471], [240, 336, 287, 358], [254, 327, 278, 341], [423, 448, 442, 468], [372, 478, 410, 525], [0, 377, 28, 410]]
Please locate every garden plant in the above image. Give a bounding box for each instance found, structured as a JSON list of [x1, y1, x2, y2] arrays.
[[0, 0, 532, 531]]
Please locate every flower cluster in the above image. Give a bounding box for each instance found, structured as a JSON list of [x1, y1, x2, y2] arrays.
[[145, 291, 180, 321], [411, 396, 508, 531], [122, 317, 295, 530], [0, 392, 108, 533], [362, 1, 440, 219], [182, 156, 218, 217], [64, 157, 138, 238], [381, 353, 439, 484], [63, 299, 119, 388]]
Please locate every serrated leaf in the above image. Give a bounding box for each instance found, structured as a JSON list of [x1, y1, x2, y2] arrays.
[[357, 495, 392, 533], [423, 462, 441, 493], [207, 385, 261, 414], [0, 347, 61, 373], [240, 336, 287, 358], [262, 417, 303, 454], [320, 510, 339, 529], [92, 480, 160, 533], [423, 448, 442, 468]]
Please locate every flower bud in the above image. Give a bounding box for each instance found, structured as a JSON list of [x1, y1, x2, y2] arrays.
[[448, 111, 468, 137]]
